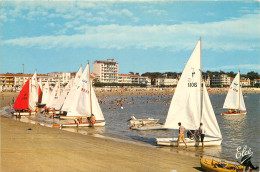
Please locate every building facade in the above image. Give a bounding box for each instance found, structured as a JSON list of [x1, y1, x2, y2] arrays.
[[118, 74, 151, 86], [48, 72, 71, 85], [155, 78, 178, 86], [210, 74, 231, 87], [93, 59, 119, 83], [0, 74, 53, 91]]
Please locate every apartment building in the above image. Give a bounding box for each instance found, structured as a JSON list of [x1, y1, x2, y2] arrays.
[[0, 73, 53, 91], [118, 74, 151, 86], [48, 72, 71, 85], [154, 78, 178, 86], [210, 74, 231, 87], [93, 59, 119, 83]]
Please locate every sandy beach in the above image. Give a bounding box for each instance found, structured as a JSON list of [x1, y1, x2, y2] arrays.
[[1, 116, 202, 172]]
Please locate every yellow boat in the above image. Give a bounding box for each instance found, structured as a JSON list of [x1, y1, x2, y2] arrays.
[[200, 158, 245, 172]]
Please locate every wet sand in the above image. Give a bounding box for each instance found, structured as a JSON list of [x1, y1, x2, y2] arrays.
[[1, 116, 202, 172]]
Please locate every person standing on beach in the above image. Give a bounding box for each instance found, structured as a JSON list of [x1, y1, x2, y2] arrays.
[[199, 123, 206, 148], [177, 122, 188, 149], [90, 114, 96, 127]]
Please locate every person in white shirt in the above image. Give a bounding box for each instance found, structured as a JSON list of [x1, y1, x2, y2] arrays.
[[199, 123, 206, 148]]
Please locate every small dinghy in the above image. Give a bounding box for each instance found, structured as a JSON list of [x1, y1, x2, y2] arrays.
[[129, 116, 159, 126], [200, 158, 245, 172], [221, 72, 247, 116], [13, 71, 39, 116]]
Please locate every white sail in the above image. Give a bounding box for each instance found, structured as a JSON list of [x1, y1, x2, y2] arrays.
[[239, 86, 246, 111], [62, 66, 82, 111], [66, 64, 105, 121], [31, 71, 38, 103], [46, 80, 60, 108], [164, 40, 201, 130], [54, 79, 74, 110], [91, 86, 105, 120], [201, 82, 222, 138], [223, 72, 246, 111], [67, 64, 91, 117], [41, 81, 50, 105], [29, 79, 36, 111], [38, 78, 42, 90]]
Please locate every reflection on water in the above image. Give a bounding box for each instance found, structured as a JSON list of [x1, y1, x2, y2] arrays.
[[2, 93, 259, 165]]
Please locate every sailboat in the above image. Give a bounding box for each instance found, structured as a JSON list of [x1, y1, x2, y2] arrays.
[[37, 78, 43, 106], [221, 72, 247, 115], [40, 81, 50, 106], [13, 79, 37, 116], [155, 39, 222, 146], [54, 78, 74, 112], [61, 63, 105, 127], [45, 80, 61, 114], [61, 66, 82, 112]]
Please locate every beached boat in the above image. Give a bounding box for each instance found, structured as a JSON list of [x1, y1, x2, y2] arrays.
[[156, 39, 223, 146], [200, 158, 245, 172], [61, 66, 82, 113], [221, 72, 247, 116], [51, 78, 74, 116], [129, 116, 159, 126], [13, 74, 38, 116], [45, 80, 60, 111], [39, 81, 50, 107], [60, 63, 105, 127]]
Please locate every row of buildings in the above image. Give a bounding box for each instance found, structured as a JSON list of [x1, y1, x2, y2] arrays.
[[0, 59, 259, 91]]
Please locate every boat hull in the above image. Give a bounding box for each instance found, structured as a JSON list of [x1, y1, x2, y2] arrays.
[[43, 111, 63, 115], [130, 119, 159, 126], [61, 120, 106, 127], [13, 112, 36, 116], [221, 111, 247, 116], [200, 158, 245, 172], [130, 124, 165, 130], [156, 137, 222, 146]]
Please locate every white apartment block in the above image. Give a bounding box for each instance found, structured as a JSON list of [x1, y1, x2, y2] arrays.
[[210, 74, 231, 87], [93, 59, 119, 83], [118, 74, 151, 86], [155, 78, 178, 86], [48, 72, 71, 85]]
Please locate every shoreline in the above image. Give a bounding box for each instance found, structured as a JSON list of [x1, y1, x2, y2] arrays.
[[1, 87, 259, 107]]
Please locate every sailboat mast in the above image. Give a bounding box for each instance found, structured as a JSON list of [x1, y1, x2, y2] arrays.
[[88, 61, 93, 115], [238, 71, 240, 110], [199, 37, 202, 123]]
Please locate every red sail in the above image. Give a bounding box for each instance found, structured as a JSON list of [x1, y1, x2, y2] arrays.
[[38, 86, 42, 103], [13, 79, 30, 110]]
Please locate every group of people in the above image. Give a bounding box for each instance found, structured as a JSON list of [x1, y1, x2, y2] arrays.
[[177, 122, 206, 148]]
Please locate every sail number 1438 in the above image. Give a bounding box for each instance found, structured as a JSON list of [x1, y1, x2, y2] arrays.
[[188, 82, 197, 87]]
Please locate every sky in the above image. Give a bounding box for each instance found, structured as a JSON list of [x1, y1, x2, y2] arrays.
[[0, 0, 259, 75]]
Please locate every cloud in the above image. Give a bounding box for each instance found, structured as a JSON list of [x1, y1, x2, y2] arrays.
[[146, 9, 167, 15], [2, 12, 260, 52]]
